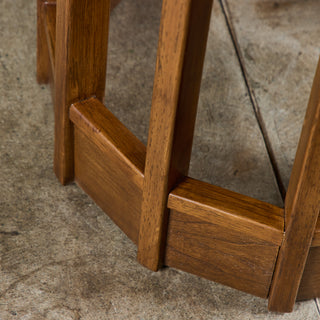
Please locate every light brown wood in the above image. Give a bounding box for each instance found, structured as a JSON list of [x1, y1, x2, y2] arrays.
[[70, 98, 146, 243], [137, 0, 213, 271], [37, 0, 320, 312], [44, 2, 56, 79], [41, 0, 120, 81], [165, 178, 283, 298], [268, 59, 320, 312], [54, 0, 111, 185], [165, 210, 280, 298], [285, 73, 320, 225], [37, 0, 54, 84]]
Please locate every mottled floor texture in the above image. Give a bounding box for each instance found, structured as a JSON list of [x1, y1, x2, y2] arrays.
[[1, 0, 320, 319]]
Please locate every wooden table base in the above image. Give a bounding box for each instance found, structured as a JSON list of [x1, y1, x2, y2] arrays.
[[37, 0, 320, 313]]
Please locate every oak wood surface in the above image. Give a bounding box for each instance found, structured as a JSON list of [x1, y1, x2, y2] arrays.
[[168, 177, 284, 245], [44, 2, 56, 80], [70, 98, 146, 179], [54, 0, 110, 185], [37, 1, 56, 102], [268, 59, 320, 312], [110, 0, 122, 11], [41, 0, 119, 81], [37, 0, 54, 84], [70, 98, 146, 243], [137, 0, 214, 271], [297, 246, 320, 301], [312, 217, 320, 247], [38, 0, 320, 311]]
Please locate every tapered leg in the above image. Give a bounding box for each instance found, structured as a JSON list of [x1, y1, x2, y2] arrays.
[[54, 0, 111, 184], [137, 0, 214, 271], [268, 58, 320, 312]]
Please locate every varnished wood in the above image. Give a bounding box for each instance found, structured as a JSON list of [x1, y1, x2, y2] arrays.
[[165, 210, 281, 298], [168, 178, 284, 245], [297, 247, 320, 301], [54, 0, 111, 185], [268, 59, 320, 312], [110, 0, 122, 11], [138, 0, 214, 271], [165, 179, 283, 298], [312, 217, 320, 247], [37, 0, 320, 312], [37, 0, 54, 84], [70, 98, 146, 243], [44, 2, 56, 79], [37, 1, 56, 102]]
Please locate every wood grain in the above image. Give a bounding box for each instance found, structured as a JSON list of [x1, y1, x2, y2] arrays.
[[70, 98, 146, 243], [297, 246, 320, 301], [37, 0, 54, 84], [42, 0, 120, 79], [268, 59, 320, 312], [36, 0, 320, 311], [165, 178, 283, 298], [165, 209, 281, 298], [137, 0, 213, 271], [312, 217, 320, 247], [40, 0, 121, 99], [44, 2, 56, 80], [54, 0, 110, 184], [168, 177, 284, 245]]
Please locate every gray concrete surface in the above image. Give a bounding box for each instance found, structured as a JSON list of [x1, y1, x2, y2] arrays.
[[1, 0, 320, 319], [226, 0, 320, 190]]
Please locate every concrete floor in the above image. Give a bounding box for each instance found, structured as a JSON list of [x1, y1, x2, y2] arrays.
[[1, 0, 320, 319]]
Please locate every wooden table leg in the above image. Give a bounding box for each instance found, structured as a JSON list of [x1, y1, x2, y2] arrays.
[[137, 0, 214, 271], [54, 0, 111, 184]]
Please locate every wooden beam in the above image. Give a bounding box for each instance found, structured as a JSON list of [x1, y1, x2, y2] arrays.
[[268, 59, 320, 312], [110, 0, 122, 11], [311, 218, 320, 247], [137, 0, 214, 271], [168, 178, 284, 245], [165, 178, 284, 298], [54, 0, 111, 184], [70, 98, 146, 243], [41, 0, 120, 79]]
